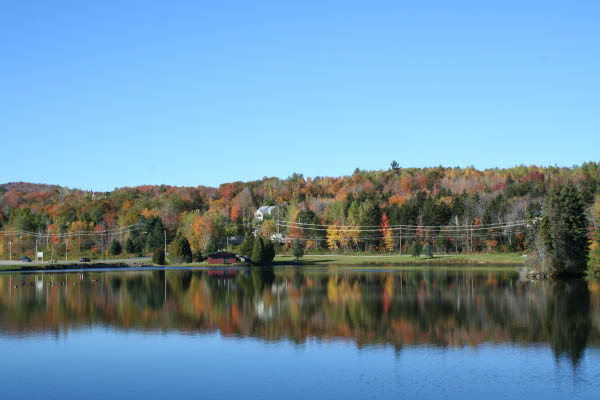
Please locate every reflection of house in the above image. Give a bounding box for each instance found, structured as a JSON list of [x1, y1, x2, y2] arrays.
[[254, 206, 278, 221], [207, 252, 237, 265]]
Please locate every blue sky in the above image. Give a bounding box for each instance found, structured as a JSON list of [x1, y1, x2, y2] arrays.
[[1, 0, 599, 191]]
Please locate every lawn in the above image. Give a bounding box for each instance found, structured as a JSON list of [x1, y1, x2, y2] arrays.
[[274, 252, 526, 266]]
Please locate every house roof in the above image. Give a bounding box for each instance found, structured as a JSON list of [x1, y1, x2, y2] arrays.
[[207, 251, 237, 258], [256, 205, 278, 214]]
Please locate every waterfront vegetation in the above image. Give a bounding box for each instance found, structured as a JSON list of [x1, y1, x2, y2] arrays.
[[0, 163, 599, 275], [275, 252, 526, 266]]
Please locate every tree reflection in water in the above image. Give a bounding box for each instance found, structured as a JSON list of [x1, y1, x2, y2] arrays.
[[0, 268, 597, 366]]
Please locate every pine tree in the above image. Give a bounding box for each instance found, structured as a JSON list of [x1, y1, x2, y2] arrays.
[[423, 242, 433, 258], [410, 241, 422, 259], [240, 233, 255, 256], [538, 182, 589, 276], [125, 237, 135, 254], [264, 239, 276, 265], [251, 235, 265, 266], [293, 238, 304, 261], [109, 239, 122, 256], [169, 232, 192, 263], [587, 197, 600, 274]]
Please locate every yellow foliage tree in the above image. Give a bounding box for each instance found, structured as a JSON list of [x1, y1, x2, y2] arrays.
[[327, 225, 341, 251], [381, 213, 394, 252], [262, 219, 277, 238]]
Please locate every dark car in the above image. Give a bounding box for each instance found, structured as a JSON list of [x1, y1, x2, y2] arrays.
[[79, 257, 91, 262], [21, 256, 32, 262]]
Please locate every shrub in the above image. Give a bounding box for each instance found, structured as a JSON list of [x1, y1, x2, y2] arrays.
[[152, 247, 166, 265]]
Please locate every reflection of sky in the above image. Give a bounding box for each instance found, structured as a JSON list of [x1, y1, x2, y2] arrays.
[[1, 330, 599, 400]]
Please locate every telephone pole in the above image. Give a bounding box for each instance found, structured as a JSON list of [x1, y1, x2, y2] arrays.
[[164, 229, 168, 257]]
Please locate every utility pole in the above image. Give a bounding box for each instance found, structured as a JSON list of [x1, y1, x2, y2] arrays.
[[399, 227, 402, 254], [164, 229, 168, 257], [65, 239, 68, 261], [470, 223, 473, 254], [35, 240, 38, 262], [9, 241, 12, 261]]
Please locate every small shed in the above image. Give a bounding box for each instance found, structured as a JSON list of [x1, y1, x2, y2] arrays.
[[207, 251, 238, 265]]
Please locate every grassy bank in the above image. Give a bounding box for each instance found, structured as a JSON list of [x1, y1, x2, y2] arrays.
[[274, 252, 526, 266], [0, 253, 526, 272], [0, 258, 150, 272]]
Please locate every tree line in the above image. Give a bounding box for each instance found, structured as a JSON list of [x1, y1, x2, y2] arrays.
[[0, 163, 598, 272]]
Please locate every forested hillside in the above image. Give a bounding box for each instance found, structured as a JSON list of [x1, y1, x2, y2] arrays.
[[0, 163, 599, 259]]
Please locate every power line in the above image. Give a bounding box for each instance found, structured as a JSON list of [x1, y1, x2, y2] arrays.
[[277, 220, 532, 233]]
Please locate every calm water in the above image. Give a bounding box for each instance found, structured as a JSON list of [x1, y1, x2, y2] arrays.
[[1, 267, 599, 399]]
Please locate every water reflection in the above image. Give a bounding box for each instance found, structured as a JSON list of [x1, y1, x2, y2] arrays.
[[0, 268, 597, 365]]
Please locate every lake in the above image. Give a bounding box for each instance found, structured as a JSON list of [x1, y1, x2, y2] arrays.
[[1, 267, 599, 399]]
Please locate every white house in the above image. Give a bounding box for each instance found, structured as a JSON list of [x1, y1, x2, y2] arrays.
[[254, 206, 278, 221]]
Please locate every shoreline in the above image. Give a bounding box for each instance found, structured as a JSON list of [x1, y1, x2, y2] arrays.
[[0, 253, 526, 272]]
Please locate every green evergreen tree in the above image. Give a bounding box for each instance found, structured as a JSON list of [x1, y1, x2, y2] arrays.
[[264, 239, 276, 265], [588, 198, 600, 275], [145, 220, 165, 253], [125, 237, 135, 254], [436, 236, 451, 254], [239, 233, 255, 256], [538, 182, 589, 276], [192, 249, 203, 262], [251, 235, 266, 266], [152, 247, 166, 265], [410, 241, 422, 259], [169, 232, 192, 263], [204, 236, 218, 254], [293, 238, 304, 261], [423, 242, 433, 258], [109, 239, 122, 256]]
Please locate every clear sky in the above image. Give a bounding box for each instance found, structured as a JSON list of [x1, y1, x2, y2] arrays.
[[1, 0, 599, 191]]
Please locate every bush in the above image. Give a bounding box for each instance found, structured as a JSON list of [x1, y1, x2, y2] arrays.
[[193, 249, 203, 262], [153, 248, 166, 265]]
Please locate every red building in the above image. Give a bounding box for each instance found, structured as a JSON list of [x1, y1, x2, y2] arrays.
[[207, 251, 238, 265]]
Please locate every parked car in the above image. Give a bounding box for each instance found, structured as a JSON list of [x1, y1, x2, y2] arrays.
[[79, 257, 90, 262], [21, 256, 32, 262]]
